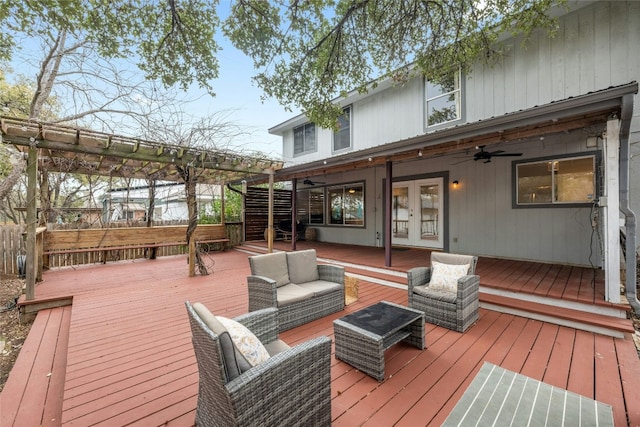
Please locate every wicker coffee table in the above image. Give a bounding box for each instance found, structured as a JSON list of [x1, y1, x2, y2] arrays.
[[333, 301, 425, 381]]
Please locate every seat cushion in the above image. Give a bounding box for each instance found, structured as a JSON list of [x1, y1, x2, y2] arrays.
[[413, 285, 458, 303], [429, 261, 470, 293], [298, 280, 343, 297], [216, 317, 271, 367], [286, 249, 320, 284], [276, 283, 315, 306], [263, 339, 291, 356], [249, 251, 290, 287]]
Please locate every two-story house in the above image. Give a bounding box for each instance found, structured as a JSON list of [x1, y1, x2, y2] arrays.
[[268, 1, 639, 307], [102, 182, 221, 223]]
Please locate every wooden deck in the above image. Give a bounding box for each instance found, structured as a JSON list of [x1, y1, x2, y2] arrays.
[[2, 244, 639, 426]]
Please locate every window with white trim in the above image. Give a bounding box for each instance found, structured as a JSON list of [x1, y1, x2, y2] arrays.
[[293, 123, 316, 155], [425, 69, 462, 127]]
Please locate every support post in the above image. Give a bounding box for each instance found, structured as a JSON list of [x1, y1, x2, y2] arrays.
[[385, 160, 392, 267], [602, 118, 621, 304], [291, 178, 297, 250], [25, 145, 38, 300], [267, 173, 274, 253]]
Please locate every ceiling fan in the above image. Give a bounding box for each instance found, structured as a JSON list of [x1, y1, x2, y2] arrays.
[[472, 145, 522, 163], [303, 178, 326, 185]]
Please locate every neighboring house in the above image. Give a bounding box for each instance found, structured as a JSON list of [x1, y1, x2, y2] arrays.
[[268, 1, 639, 305], [102, 182, 221, 223]]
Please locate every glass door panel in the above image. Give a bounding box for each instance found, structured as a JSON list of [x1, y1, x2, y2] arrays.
[[392, 186, 409, 242], [392, 178, 443, 249]]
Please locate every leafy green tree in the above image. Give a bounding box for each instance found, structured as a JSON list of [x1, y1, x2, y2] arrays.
[[0, 0, 220, 95], [224, 0, 564, 127]]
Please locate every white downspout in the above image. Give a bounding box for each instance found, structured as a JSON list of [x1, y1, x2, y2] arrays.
[[602, 118, 621, 304], [618, 94, 640, 315]]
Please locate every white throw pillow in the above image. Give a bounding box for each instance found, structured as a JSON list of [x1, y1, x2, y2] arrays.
[[429, 261, 470, 293], [216, 317, 271, 367]]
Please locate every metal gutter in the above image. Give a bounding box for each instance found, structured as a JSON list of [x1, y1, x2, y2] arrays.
[[618, 93, 640, 315]]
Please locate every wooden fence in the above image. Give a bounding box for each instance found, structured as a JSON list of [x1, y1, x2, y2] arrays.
[[0, 224, 26, 278], [0, 222, 242, 275]]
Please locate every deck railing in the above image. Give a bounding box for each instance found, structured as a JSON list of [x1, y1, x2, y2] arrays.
[[40, 223, 242, 270]]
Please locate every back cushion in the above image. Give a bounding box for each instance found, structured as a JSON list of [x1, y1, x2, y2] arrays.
[[431, 252, 476, 274], [249, 252, 290, 287], [192, 302, 244, 380], [287, 249, 320, 284]]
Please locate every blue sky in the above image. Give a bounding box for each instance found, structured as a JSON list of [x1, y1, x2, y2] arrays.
[[185, 40, 295, 158]]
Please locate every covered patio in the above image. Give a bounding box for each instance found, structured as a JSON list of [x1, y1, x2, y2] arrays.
[[2, 243, 638, 426]]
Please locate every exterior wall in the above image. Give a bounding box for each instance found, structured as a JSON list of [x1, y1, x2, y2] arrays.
[[309, 129, 599, 266], [278, 1, 640, 263]]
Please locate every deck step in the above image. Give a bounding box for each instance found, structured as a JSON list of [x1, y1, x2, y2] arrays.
[[0, 306, 71, 427], [480, 293, 634, 338]]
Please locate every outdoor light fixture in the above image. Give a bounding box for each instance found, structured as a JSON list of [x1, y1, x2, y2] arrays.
[[452, 180, 459, 188], [418, 150, 423, 157]]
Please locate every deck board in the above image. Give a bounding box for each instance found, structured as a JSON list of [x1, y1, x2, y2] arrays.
[[2, 245, 639, 426]]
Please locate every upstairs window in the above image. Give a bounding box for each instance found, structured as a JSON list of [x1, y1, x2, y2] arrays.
[[333, 106, 352, 152], [426, 69, 462, 128], [293, 123, 316, 155], [515, 154, 597, 207]]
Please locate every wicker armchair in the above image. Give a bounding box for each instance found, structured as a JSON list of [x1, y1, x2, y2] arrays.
[[185, 302, 332, 426], [407, 252, 480, 333]]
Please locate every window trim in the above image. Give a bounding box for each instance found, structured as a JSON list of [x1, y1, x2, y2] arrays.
[[326, 181, 365, 227], [512, 151, 601, 209], [332, 105, 352, 154], [296, 187, 325, 225], [424, 68, 464, 130], [293, 122, 317, 156]]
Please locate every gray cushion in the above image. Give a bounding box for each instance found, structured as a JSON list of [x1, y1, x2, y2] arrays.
[[298, 280, 343, 297], [286, 249, 320, 284], [276, 283, 314, 306], [192, 302, 250, 381], [263, 339, 291, 356], [249, 252, 290, 287], [413, 285, 458, 303]]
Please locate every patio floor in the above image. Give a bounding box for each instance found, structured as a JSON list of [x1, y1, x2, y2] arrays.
[[2, 244, 639, 426]]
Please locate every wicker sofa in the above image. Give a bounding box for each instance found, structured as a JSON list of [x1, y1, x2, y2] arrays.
[[247, 249, 345, 332], [185, 302, 332, 426]]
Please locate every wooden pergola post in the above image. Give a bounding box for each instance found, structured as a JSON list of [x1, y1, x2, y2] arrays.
[[267, 173, 274, 253], [25, 144, 38, 300]]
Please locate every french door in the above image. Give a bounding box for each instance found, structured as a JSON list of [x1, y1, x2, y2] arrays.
[[391, 178, 444, 249]]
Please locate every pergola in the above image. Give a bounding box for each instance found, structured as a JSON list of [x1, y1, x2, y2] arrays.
[[0, 116, 284, 299]]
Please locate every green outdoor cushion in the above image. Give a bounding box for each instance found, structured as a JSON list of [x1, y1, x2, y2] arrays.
[[249, 251, 290, 287], [286, 249, 320, 284]]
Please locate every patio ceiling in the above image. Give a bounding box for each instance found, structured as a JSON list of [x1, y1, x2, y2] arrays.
[[271, 82, 638, 182], [0, 117, 284, 184]]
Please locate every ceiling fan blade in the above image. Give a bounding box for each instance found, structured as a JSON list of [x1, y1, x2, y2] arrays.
[[491, 153, 523, 157]]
